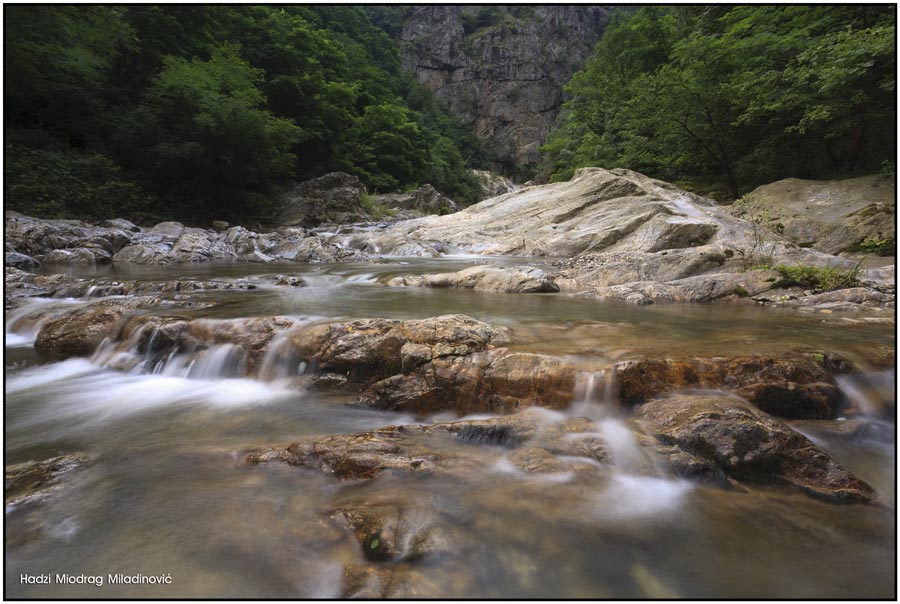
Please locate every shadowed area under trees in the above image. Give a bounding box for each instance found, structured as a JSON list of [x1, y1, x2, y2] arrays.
[[4, 5, 487, 223]]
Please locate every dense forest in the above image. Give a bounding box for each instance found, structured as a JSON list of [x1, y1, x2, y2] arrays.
[[541, 5, 896, 198], [5, 5, 487, 222], [5, 5, 895, 223]]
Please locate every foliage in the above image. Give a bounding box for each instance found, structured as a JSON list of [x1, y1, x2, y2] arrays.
[[773, 263, 862, 292], [857, 236, 895, 256], [5, 131, 154, 222], [542, 6, 895, 198], [4, 5, 486, 223], [731, 194, 778, 270], [359, 193, 396, 219]]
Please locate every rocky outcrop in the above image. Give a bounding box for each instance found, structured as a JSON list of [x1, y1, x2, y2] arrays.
[[374, 184, 458, 216], [276, 172, 369, 227], [32, 297, 207, 358], [346, 168, 892, 309], [635, 394, 877, 503], [247, 395, 878, 504], [399, 6, 612, 176], [616, 354, 849, 419], [470, 169, 516, 197], [386, 265, 559, 293], [739, 174, 895, 255], [5, 212, 370, 267]]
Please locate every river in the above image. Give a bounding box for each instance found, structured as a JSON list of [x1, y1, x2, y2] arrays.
[[5, 257, 895, 598]]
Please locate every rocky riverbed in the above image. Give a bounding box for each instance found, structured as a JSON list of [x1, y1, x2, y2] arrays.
[[5, 168, 896, 598]]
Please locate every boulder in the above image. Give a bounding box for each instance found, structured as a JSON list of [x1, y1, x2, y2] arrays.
[[635, 394, 877, 503], [378, 184, 458, 216], [5, 252, 40, 270], [42, 247, 111, 265], [277, 172, 368, 227], [149, 221, 186, 238], [101, 218, 140, 232], [470, 169, 516, 198], [33, 297, 201, 358], [740, 175, 895, 255], [386, 265, 559, 293]]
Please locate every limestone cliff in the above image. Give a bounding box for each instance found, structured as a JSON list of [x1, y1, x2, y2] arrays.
[[398, 6, 613, 179]]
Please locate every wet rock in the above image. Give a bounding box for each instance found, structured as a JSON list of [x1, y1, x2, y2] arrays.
[[5, 251, 40, 270], [635, 394, 877, 503], [770, 287, 895, 310], [245, 411, 610, 483], [332, 499, 464, 566], [5, 453, 89, 504], [387, 265, 559, 293], [616, 354, 844, 418], [270, 275, 307, 287], [589, 269, 779, 304], [291, 314, 508, 386], [33, 297, 198, 358], [735, 382, 842, 419], [357, 351, 579, 415]]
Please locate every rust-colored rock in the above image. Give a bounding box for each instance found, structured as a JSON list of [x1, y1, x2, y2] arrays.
[[616, 354, 844, 418]]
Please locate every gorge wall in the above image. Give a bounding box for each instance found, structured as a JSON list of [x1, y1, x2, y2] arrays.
[[397, 6, 613, 179]]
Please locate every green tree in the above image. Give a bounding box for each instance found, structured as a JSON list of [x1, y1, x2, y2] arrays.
[[138, 47, 301, 218]]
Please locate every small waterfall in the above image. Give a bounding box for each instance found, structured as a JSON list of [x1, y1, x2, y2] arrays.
[[149, 344, 247, 380], [5, 298, 82, 347], [836, 370, 895, 418], [258, 334, 306, 382], [571, 369, 616, 420], [570, 369, 665, 476]]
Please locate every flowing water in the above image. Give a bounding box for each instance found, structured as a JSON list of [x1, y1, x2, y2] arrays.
[[5, 258, 896, 598]]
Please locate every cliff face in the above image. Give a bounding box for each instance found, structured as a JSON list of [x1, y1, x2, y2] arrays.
[[400, 6, 612, 179]]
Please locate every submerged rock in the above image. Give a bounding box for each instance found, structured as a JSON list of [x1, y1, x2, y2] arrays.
[[386, 265, 559, 293], [5, 453, 89, 506], [635, 394, 877, 503]]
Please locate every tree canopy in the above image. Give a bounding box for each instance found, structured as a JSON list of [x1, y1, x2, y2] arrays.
[[541, 5, 895, 199], [5, 5, 486, 222]]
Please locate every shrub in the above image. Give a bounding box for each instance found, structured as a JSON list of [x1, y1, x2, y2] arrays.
[[773, 263, 862, 292], [858, 236, 895, 256]]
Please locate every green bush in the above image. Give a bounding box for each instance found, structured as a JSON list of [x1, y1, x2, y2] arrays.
[[4, 140, 155, 222], [773, 264, 861, 292], [858, 236, 895, 256]]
